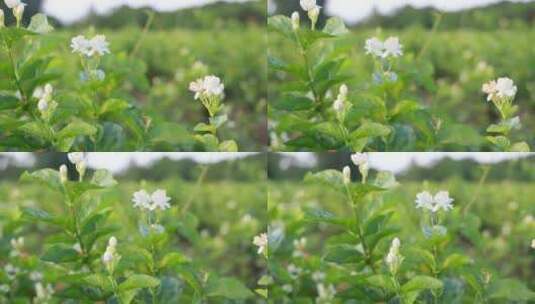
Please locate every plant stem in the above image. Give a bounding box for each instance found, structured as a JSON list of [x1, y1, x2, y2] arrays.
[[294, 32, 323, 116], [180, 166, 208, 216], [344, 184, 376, 273]]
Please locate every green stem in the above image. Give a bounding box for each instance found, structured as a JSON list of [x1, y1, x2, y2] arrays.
[[344, 184, 376, 273], [294, 31, 323, 116]]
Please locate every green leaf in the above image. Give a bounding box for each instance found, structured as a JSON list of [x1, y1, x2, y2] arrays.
[[0, 94, 20, 111], [205, 276, 254, 300], [209, 114, 228, 128], [402, 275, 443, 293], [441, 254, 472, 270], [20, 169, 63, 192], [19, 121, 54, 141], [272, 93, 314, 111], [509, 141, 530, 152], [267, 15, 294, 41], [300, 29, 333, 49], [195, 134, 219, 151], [348, 183, 385, 200], [322, 17, 348, 36], [367, 274, 396, 292], [99, 99, 129, 116], [27, 14, 54, 34], [57, 120, 97, 140], [218, 140, 238, 152], [159, 252, 190, 269], [83, 274, 113, 292], [351, 121, 391, 140], [304, 169, 344, 192], [20, 207, 62, 226], [0, 27, 36, 47], [488, 279, 535, 301], [119, 290, 138, 304], [41, 244, 80, 263], [486, 123, 511, 134], [324, 244, 363, 264], [91, 169, 117, 187], [118, 274, 160, 291]]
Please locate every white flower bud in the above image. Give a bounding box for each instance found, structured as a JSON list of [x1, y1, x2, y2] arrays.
[[342, 166, 351, 185], [76, 161, 86, 180], [339, 84, 348, 97], [308, 6, 320, 27], [531, 239, 535, 249], [14, 3, 25, 22], [291, 12, 300, 30], [108, 236, 117, 247], [59, 164, 68, 183], [37, 99, 48, 112]]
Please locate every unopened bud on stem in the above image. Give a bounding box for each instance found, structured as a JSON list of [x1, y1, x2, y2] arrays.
[[59, 165, 68, 184], [342, 166, 351, 185], [291, 12, 300, 31]]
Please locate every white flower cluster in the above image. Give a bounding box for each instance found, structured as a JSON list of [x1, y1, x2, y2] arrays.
[[365, 37, 403, 58], [189, 75, 225, 100], [333, 84, 348, 115], [415, 191, 454, 213], [482, 77, 517, 102], [71, 35, 110, 57], [10, 236, 24, 257], [132, 189, 171, 211], [385, 237, 403, 275], [4, 0, 25, 23], [253, 232, 268, 256], [316, 283, 336, 304], [33, 84, 55, 114], [34, 282, 54, 303], [102, 236, 120, 273]]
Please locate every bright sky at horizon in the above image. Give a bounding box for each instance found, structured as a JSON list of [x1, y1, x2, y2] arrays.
[[326, 0, 534, 23], [42, 0, 252, 24]]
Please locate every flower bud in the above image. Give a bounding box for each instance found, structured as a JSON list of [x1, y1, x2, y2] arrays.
[[308, 6, 320, 29], [342, 166, 351, 185], [0, 10, 5, 28], [385, 237, 403, 275], [339, 84, 348, 97], [76, 161, 86, 180], [291, 12, 300, 30], [37, 99, 48, 112], [59, 165, 68, 183], [14, 4, 24, 23]]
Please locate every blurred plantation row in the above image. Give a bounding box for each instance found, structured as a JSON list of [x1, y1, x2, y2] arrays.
[[0, 1, 266, 151], [267, 155, 535, 302], [0, 155, 267, 302], [268, 26, 535, 150]]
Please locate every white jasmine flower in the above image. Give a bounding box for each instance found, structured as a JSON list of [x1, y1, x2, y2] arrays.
[[88, 35, 110, 56], [4, 0, 22, 8], [365, 37, 384, 57], [132, 189, 152, 209], [202, 75, 224, 97], [189, 75, 224, 100], [415, 191, 434, 210], [434, 191, 454, 212], [253, 233, 268, 255], [495, 77, 517, 99], [34, 282, 54, 301], [383, 37, 403, 57], [102, 236, 119, 274], [342, 166, 351, 185], [29, 271, 43, 282], [4, 264, 19, 280], [339, 84, 348, 97], [0, 284, 9, 293], [291, 11, 300, 30], [531, 239, 535, 249], [287, 264, 302, 279], [151, 189, 171, 211], [482, 80, 498, 101], [67, 152, 85, 165], [351, 153, 368, 167], [282, 284, 293, 293], [415, 190, 454, 212], [300, 0, 318, 11], [71, 35, 91, 56], [312, 271, 326, 282], [13, 4, 24, 20], [316, 283, 336, 303], [10, 237, 24, 250]]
